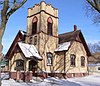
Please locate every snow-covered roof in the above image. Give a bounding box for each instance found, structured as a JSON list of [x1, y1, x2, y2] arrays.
[[55, 42, 70, 52], [20, 30, 26, 35], [18, 42, 42, 60]]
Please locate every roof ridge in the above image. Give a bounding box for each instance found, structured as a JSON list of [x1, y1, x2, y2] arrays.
[[59, 30, 81, 36]]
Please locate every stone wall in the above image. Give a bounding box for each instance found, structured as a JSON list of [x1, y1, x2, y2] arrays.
[[26, 1, 58, 73], [9, 52, 27, 72], [53, 41, 88, 74], [65, 41, 88, 74]]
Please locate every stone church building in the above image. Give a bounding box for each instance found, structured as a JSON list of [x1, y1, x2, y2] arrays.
[[6, 1, 91, 80]]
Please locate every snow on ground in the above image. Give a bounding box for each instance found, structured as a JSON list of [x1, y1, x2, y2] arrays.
[[67, 75, 100, 86], [1, 73, 9, 80], [1, 74, 100, 86]]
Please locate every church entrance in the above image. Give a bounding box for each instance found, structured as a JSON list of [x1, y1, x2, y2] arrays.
[[29, 60, 37, 75]]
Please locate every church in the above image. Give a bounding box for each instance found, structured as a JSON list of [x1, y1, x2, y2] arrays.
[[6, 1, 91, 80]]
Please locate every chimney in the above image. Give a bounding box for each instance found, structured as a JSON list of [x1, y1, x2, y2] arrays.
[[74, 25, 77, 31]]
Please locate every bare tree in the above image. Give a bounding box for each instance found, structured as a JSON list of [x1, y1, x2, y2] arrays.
[[0, 0, 27, 43], [86, 0, 100, 13], [0, 0, 27, 85], [85, 0, 100, 24], [88, 41, 100, 53]]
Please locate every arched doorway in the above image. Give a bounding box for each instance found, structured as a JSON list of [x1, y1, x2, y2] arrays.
[[29, 60, 37, 75]]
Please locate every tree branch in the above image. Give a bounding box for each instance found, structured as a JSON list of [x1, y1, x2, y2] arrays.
[[86, 0, 100, 13], [0, 0, 9, 42], [94, 0, 100, 12], [1, 0, 9, 22], [0, 0, 27, 42], [7, 0, 27, 19]]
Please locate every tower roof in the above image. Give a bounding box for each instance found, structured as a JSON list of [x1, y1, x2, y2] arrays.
[[27, 1, 58, 18]]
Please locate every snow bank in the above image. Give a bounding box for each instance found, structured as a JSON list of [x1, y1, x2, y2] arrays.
[[2, 75, 100, 86], [1, 73, 9, 80]]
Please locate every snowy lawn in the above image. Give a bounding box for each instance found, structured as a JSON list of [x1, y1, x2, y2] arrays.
[[1, 74, 100, 86]]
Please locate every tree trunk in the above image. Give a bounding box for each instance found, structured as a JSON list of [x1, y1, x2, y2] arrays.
[[0, 0, 27, 85], [0, 44, 3, 86], [0, 18, 7, 86], [0, 27, 6, 43]]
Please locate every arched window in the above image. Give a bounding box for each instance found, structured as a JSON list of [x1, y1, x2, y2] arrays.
[[70, 54, 76, 66], [81, 56, 85, 66], [47, 17, 53, 36], [47, 52, 53, 66], [32, 16, 38, 35], [15, 59, 24, 70]]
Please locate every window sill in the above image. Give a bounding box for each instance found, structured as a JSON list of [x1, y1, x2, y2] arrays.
[[47, 64, 52, 66], [70, 65, 76, 67]]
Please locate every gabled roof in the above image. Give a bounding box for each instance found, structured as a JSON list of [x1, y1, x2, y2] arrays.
[[18, 42, 42, 60], [59, 30, 81, 43], [6, 30, 42, 61], [58, 30, 91, 56], [6, 30, 26, 59]]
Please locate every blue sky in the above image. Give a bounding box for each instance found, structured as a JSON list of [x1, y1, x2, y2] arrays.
[[2, 0, 100, 54]]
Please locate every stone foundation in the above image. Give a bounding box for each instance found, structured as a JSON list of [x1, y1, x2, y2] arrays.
[[10, 71, 88, 80], [10, 72, 17, 80], [10, 71, 32, 81], [66, 73, 88, 78], [34, 72, 88, 79]]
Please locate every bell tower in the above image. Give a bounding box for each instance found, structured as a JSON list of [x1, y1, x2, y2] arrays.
[[26, 1, 58, 71]]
